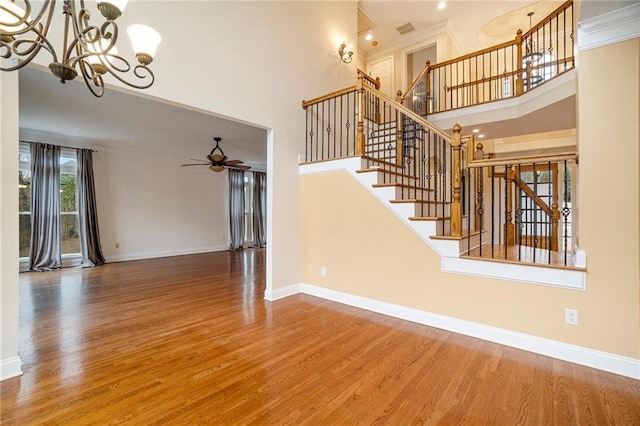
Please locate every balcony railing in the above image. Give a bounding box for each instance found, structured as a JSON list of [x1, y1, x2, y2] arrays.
[[402, 0, 574, 115]]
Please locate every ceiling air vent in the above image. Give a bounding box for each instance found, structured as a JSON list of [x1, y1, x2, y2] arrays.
[[396, 22, 415, 35]]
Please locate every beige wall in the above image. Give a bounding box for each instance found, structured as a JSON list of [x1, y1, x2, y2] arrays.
[[300, 38, 640, 359], [576, 37, 640, 355], [300, 165, 638, 358]]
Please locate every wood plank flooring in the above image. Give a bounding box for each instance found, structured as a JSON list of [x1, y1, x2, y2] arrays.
[[1, 250, 638, 424]]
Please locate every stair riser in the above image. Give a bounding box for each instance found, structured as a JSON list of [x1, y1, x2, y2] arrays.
[[411, 203, 450, 217], [372, 173, 417, 186], [392, 187, 435, 200]]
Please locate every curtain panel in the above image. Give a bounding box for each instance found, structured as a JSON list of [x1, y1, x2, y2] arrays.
[[228, 169, 245, 251], [29, 143, 61, 271], [77, 149, 106, 266], [252, 171, 267, 248]]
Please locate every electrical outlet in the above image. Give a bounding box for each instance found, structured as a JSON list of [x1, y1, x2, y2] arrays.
[[320, 266, 327, 277], [565, 308, 579, 325], [115, 242, 120, 249]]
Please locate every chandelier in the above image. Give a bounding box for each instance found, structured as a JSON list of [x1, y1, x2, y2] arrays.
[[0, 0, 161, 97]]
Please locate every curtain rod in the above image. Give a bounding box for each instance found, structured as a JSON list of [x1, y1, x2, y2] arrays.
[[19, 139, 97, 153]]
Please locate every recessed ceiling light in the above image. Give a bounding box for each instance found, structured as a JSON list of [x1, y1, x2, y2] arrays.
[[365, 33, 373, 41], [438, 1, 447, 10], [478, 134, 485, 138], [472, 129, 480, 133]]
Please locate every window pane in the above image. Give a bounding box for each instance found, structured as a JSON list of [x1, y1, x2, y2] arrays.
[[19, 213, 31, 258], [61, 212, 80, 255], [18, 146, 31, 259]]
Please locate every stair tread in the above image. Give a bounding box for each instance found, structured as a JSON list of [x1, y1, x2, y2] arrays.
[[409, 216, 449, 221], [430, 230, 483, 241], [390, 199, 450, 204]]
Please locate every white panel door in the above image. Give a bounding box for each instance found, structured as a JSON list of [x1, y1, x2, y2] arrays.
[[368, 56, 394, 99]]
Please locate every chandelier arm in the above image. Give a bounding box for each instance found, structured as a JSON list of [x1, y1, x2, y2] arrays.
[[77, 56, 105, 97], [105, 63, 155, 89], [1, 24, 58, 69]]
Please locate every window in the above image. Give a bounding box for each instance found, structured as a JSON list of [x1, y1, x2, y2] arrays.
[[18, 143, 80, 259]]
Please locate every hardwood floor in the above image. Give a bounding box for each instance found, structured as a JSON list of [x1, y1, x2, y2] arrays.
[[1, 250, 638, 424]]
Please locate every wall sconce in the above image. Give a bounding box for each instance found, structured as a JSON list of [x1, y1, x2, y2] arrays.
[[338, 41, 353, 63]]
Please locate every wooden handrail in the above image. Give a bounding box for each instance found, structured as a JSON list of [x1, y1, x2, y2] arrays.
[[401, 60, 431, 103], [301, 86, 357, 109], [522, 0, 573, 39], [429, 38, 519, 71], [357, 69, 381, 90], [444, 56, 575, 92], [467, 152, 577, 168], [362, 85, 451, 141]]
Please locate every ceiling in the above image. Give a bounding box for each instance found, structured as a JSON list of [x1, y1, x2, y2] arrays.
[[18, 66, 268, 170], [357, 0, 565, 55], [17, 1, 574, 165]]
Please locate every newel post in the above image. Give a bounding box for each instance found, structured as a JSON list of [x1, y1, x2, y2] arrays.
[[505, 166, 515, 245], [356, 74, 365, 155], [395, 90, 404, 165], [451, 124, 463, 237], [515, 29, 524, 96]]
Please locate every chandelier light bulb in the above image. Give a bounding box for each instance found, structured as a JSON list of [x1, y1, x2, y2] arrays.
[[0, 0, 28, 32], [127, 24, 161, 64]]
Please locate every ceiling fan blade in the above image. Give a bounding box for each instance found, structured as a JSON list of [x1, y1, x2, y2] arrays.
[[228, 165, 251, 170], [189, 158, 209, 163], [181, 163, 211, 166], [224, 159, 244, 165]]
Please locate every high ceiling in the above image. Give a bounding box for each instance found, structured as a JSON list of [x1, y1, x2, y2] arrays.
[[17, 1, 574, 164], [357, 0, 564, 56]]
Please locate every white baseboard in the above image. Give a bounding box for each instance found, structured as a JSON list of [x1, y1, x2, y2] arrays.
[[105, 245, 228, 263], [1, 356, 23, 381], [264, 283, 302, 301], [280, 283, 639, 380]]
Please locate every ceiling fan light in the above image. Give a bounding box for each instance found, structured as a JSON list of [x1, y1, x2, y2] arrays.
[[211, 153, 225, 163], [209, 165, 224, 173]]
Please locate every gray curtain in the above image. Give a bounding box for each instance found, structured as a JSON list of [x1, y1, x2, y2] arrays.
[[252, 171, 267, 248], [228, 169, 245, 251], [29, 143, 61, 271], [77, 149, 105, 267]]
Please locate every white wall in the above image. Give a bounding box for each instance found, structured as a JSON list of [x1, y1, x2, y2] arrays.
[[0, 71, 23, 380], [93, 151, 229, 261], [110, 1, 358, 294]]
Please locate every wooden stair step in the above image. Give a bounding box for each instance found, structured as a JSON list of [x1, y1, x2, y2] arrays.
[[430, 230, 483, 241], [390, 199, 450, 204], [409, 216, 449, 221]]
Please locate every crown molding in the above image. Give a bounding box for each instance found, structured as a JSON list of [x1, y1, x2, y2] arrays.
[[578, 3, 640, 51]]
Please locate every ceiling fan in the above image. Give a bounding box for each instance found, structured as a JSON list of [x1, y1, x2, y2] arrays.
[[181, 137, 251, 172]]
